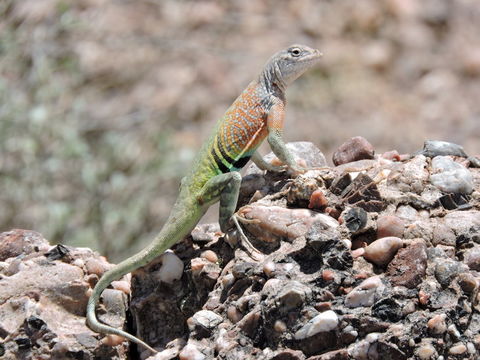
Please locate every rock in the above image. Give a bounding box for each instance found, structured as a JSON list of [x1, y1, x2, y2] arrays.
[[376, 215, 405, 239], [427, 314, 447, 335], [153, 251, 184, 284], [448, 343, 467, 355], [340, 173, 384, 212], [437, 192, 471, 210], [363, 236, 403, 267], [342, 207, 368, 233], [456, 273, 478, 294], [420, 140, 468, 158], [273, 281, 312, 312], [306, 349, 349, 360], [332, 136, 375, 166], [191, 223, 220, 243], [430, 156, 473, 194], [0, 229, 128, 360], [308, 189, 328, 210], [237, 204, 339, 244], [85, 257, 111, 276], [269, 349, 306, 360], [345, 276, 385, 308], [386, 240, 427, 288], [0, 230, 50, 261], [307, 223, 352, 270], [237, 309, 261, 338], [294, 310, 339, 339], [381, 150, 401, 161], [390, 155, 429, 194], [416, 342, 437, 359], [463, 245, 480, 271], [247, 141, 327, 175], [442, 211, 480, 243], [189, 310, 222, 331], [434, 259, 465, 287], [178, 343, 206, 360]]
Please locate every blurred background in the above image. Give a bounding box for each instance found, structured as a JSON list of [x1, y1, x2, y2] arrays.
[[1, 0, 479, 262]]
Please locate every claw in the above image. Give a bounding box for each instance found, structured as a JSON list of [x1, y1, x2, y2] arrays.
[[231, 214, 264, 261]]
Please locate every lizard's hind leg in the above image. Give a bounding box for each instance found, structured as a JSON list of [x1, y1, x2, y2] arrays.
[[197, 172, 263, 260]]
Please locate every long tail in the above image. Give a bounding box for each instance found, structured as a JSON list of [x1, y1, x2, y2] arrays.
[[86, 204, 202, 354], [86, 242, 162, 353]]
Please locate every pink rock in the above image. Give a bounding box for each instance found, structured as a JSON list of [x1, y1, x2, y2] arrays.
[[376, 215, 405, 239], [332, 137, 375, 166], [363, 237, 403, 267], [381, 150, 401, 161]]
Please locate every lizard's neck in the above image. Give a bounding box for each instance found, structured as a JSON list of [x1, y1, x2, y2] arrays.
[[259, 63, 286, 99]]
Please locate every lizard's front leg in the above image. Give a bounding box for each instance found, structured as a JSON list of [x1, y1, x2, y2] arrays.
[[197, 172, 263, 260], [266, 101, 329, 174]]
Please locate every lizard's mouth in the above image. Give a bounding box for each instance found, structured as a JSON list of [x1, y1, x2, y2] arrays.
[[302, 49, 323, 63]]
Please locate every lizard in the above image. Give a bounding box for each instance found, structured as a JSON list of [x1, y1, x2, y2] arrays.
[[86, 44, 322, 353]]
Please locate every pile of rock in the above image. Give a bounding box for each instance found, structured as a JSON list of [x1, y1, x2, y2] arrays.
[[1, 138, 479, 360], [0, 230, 129, 359], [129, 139, 480, 360]]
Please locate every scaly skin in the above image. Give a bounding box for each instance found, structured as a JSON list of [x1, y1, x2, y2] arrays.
[[86, 44, 322, 353]]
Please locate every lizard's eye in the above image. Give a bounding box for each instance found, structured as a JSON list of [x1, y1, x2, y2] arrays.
[[290, 48, 301, 57]]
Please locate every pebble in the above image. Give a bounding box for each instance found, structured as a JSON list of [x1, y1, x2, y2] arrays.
[[363, 236, 403, 267], [376, 215, 405, 239], [448, 324, 461, 340], [101, 334, 126, 347], [308, 189, 328, 210], [416, 344, 436, 359], [351, 248, 365, 258], [294, 310, 339, 339], [262, 261, 276, 277], [200, 250, 218, 263], [155, 251, 184, 284], [448, 343, 467, 355], [111, 280, 130, 294], [189, 310, 223, 331], [466, 342, 476, 354], [275, 281, 312, 312], [179, 343, 206, 360], [420, 140, 468, 158], [322, 269, 335, 282], [274, 319, 287, 333], [430, 156, 473, 194], [462, 48, 480, 76], [221, 273, 235, 288], [434, 259, 463, 287], [464, 246, 480, 271], [226, 306, 242, 324], [85, 258, 110, 276], [72, 258, 85, 268], [238, 310, 261, 338], [345, 276, 384, 308], [332, 136, 375, 166], [381, 150, 401, 161], [427, 314, 447, 335]]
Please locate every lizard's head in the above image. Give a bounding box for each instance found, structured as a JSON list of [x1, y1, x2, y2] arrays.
[[264, 44, 322, 89]]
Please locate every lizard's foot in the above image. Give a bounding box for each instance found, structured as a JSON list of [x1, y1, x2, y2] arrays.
[[230, 214, 264, 261]]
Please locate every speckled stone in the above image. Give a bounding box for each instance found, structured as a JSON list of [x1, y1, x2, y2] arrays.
[[386, 240, 427, 288]]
